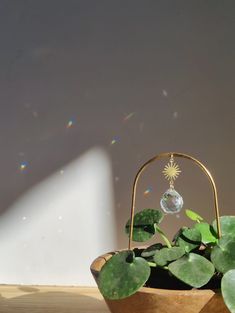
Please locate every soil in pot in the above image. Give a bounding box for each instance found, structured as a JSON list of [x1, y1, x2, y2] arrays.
[[145, 266, 221, 290]]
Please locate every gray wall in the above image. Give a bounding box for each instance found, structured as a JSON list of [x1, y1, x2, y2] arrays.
[[0, 1, 234, 250]]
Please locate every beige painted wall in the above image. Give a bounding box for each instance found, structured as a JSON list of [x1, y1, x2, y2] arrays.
[[0, 1, 234, 282]]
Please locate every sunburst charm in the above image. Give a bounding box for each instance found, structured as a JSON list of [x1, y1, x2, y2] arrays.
[[160, 155, 184, 214], [163, 162, 181, 181]]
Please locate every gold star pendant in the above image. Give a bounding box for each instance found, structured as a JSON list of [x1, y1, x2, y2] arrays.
[[163, 162, 181, 181]]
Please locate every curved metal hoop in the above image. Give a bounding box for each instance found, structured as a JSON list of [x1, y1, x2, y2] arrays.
[[128, 152, 222, 250]]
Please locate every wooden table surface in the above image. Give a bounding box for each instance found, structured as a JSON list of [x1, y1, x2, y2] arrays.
[[0, 285, 110, 313]]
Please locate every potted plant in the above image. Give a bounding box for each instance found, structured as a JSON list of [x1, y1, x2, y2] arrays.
[[91, 152, 235, 313]]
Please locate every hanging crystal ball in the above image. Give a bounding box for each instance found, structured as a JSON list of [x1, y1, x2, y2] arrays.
[[160, 188, 184, 214]]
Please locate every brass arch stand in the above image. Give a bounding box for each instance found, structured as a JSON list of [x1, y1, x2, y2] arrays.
[[128, 152, 222, 250]]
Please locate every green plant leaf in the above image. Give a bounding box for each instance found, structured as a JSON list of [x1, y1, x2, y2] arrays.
[[177, 228, 201, 252], [211, 236, 235, 274], [168, 253, 215, 288], [98, 250, 150, 300], [212, 216, 235, 238], [125, 209, 164, 242], [194, 223, 218, 244], [141, 243, 163, 258], [222, 269, 235, 313], [185, 209, 204, 222], [154, 246, 185, 267]]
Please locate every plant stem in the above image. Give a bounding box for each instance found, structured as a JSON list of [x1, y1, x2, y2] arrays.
[[155, 225, 172, 248], [148, 262, 157, 267]]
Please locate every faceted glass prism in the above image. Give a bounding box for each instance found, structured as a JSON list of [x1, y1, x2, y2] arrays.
[[160, 188, 183, 214]]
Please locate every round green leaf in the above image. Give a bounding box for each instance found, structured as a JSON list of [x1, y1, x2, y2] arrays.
[[141, 243, 163, 258], [125, 209, 164, 242], [154, 246, 185, 267], [194, 223, 217, 244], [185, 209, 204, 222], [211, 236, 235, 274], [98, 250, 150, 299], [213, 216, 235, 238], [222, 269, 235, 313], [169, 253, 215, 288], [177, 228, 201, 252]]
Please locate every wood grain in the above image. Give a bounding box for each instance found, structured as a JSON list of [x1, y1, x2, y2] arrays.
[[0, 285, 110, 313]]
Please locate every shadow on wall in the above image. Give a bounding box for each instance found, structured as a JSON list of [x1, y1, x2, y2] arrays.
[[0, 147, 116, 286]]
